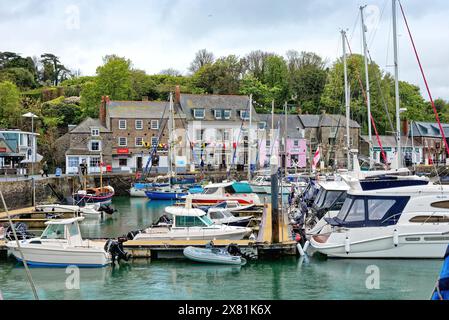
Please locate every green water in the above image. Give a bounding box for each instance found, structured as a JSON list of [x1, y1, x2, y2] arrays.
[[0, 197, 443, 300]]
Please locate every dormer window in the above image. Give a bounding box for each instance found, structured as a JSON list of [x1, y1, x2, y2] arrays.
[[91, 128, 100, 136], [214, 110, 222, 120], [258, 122, 267, 130], [194, 109, 205, 119], [240, 110, 250, 120], [223, 110, 231, 120]]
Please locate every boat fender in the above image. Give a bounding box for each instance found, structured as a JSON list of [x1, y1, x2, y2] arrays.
[[297, 243, 305, 256], [303, 240, 310, 253], [393, 229, 399, 247], [345, 236, 350, 254]]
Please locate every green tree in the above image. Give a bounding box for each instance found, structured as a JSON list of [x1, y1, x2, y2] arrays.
[[261, 55, 290, 104], [0, 67, 36, 89], [189, 49, 215, 74], [239, 75, 281, 112], [40, 53, 71, 86], [96, 55, 133, 100], [80, 80, 101, 118], [0, 81, 22, 127]]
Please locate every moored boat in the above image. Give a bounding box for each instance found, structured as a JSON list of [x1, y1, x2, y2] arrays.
[[73, 186, 115, 206], [184, 182, 261, 206], [183, 245, 247, 266]]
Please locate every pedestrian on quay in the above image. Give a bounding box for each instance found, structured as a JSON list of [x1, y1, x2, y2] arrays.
[[42, 161, 49, 178]]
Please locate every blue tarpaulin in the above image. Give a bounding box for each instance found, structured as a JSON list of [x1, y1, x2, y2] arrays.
[[432, 246, 449, 300]]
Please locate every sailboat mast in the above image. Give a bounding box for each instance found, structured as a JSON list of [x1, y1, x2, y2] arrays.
[[361, 6, 373, 169], [168, 92, 174, 188], [392, 0, 402, 167], [248, 94, 253, 181], [342, 30, 352, 171], [284, 101, 288, 177]]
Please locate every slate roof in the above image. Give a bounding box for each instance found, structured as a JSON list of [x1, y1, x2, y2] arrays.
[[361, 135, 423, 148], [69, 117, 111, 134], [409, 121, 449, 138], [258, 114, 304, 138], [179, 94, 260, 122], [107, 101, 185, 119], [298, 114, 360, 129]]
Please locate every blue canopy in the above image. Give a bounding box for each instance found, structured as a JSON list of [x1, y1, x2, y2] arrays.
[[432, 245, 449, 300]]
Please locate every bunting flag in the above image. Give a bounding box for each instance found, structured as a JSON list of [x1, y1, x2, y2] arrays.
[[312, 147, 321, 172]]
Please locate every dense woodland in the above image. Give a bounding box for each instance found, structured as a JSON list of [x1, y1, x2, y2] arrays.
[[0, 49, 448, 167]]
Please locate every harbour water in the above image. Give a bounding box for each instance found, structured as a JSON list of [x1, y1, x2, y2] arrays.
[[0, 197, 442, 300]]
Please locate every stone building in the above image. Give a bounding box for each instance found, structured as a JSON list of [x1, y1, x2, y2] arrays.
[[298, 114, 360, 168]]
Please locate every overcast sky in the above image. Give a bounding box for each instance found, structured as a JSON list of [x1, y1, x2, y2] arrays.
[[2, 0, 449, 99]]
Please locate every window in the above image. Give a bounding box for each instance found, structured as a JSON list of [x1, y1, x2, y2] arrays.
[[68, 157, 79, 168], [151, 120, 159, 130], [175, 216, 207, 227], [214, 110, 223, 119], [119, 159, 128, 166], [194, 109, 205, 119], [118, 137, 127, 147], [195, 129, 204, 141], [135, 120, 143, 130], [223, 130, 230, 142], [344, 199, 366, 222], [135, 137, 144, 147], [119, 119, 127, 130], [41, 224, 65, 239], [91, 128, 100, 136], [90, 140, 101, 152], [90, 157, 100, 168], [240, 110, 250, 120], [258, 122, 267, 130], [294, 140, 300, 147], [67, 222, 79, 238], [209, 212, 224, 220], [223, 110, 231, 120], [203, 187, 219, 195], [151, 137, 159, 146], [368, 199, 396, 221]]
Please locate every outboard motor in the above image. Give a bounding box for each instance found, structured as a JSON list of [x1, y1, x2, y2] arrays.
[[105, 237, 131, 265], [126, 230, 140, 240], [5, 223, 34, 241], [226, 243, 242, 256], [99, 204, 116, 215]]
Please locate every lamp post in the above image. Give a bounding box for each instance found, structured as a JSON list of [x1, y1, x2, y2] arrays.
[[22, 112, 38, 206]]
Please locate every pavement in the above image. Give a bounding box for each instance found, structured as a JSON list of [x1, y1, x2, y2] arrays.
[[0, 174, 66, 183]]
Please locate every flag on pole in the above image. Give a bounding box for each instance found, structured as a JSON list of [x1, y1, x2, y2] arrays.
[[312, 147, 321, 172]]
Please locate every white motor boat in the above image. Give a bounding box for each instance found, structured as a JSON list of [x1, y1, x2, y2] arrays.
[[206, 209, 253, 227], [129, 206, 252, 241], [250, 175, 292, 195], [6, 217, 111, 267], [310, 184, 449, 259], [35, 203, 105, 217], [183, 182, 262, 206]]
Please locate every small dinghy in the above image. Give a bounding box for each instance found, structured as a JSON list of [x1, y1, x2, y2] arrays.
[[183, 243, 247, 266]]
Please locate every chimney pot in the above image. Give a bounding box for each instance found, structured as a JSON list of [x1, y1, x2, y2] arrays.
[[175, 85, 181, 105]]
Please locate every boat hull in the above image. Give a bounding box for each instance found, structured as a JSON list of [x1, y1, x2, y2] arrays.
[[73, 193, 114, 205], [183, 246, 245, 265], [7, 244, 111, 268], [133, 227, 251, 241], [145, 191, 188, 200]]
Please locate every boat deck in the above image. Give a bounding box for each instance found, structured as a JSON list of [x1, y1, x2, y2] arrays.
[[0, 207, 35, 219]]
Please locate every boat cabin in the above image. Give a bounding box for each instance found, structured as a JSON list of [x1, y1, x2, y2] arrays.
[[312, 181, 350, 213], [202, 182, 240, 196], [326, 194, 410, 228], [165, 207, 215, 228], [40, 217, 85, 246]]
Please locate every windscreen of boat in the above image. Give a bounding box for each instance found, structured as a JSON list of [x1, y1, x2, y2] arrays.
[[41, 224, 66, 239], [175, 216, 212, 227], [333, 195, 410, 228], [203, 187, 218, 195], [314, 189, 345, 209], [313, 188, 326, 207]]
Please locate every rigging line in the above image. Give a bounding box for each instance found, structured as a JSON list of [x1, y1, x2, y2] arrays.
[[367, 0, 388, 47], [398, 0, 449, 157], [0, 190, 39, 300], [348, 10, 361, 43], [345, 34, 388, 165]]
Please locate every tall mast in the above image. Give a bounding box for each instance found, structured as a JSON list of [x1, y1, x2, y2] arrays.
[[248, 94, 253, 181], [342, 30, 352, 171], [284, 101, 288, 177], [168, 92, 174, 187], [271, 100, 275, 153], [392, 0, 402, 168], [361, 6, 373, 169]]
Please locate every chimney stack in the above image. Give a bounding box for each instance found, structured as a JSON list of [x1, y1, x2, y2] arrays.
[[99, 96, 108, 127], [402, 119, 409, 137], [175, 85, 181, 105]]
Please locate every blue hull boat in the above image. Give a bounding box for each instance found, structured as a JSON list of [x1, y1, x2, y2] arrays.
[[145, 190, 188, 200]]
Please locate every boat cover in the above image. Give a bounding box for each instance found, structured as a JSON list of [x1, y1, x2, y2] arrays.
[[432, 245, 449, 300]]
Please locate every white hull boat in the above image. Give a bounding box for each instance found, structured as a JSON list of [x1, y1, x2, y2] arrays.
[[183, 246, 247, 265], [129, 187, 147, 197], [310, 184, 449, 259], [185, 182, 262, 206], [6, 217, 111, 267], [130, 206, 252, 241]]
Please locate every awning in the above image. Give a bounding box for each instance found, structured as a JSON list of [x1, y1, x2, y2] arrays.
[[20, 153, 43, 164]]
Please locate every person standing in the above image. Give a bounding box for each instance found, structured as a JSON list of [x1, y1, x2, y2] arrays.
[[42, 161, 49, 178]]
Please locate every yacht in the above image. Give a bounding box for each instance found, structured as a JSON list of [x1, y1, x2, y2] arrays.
[[310, 184, 449, 258], [6, 217, 111, 267], [250, 175, 293, 195], [129, 206, 252, 241], [184, 182, 262, 206]]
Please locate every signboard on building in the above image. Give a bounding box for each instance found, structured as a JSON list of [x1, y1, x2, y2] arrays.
[[0, 148, 6, 153], [117, 148, 129, 154]]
